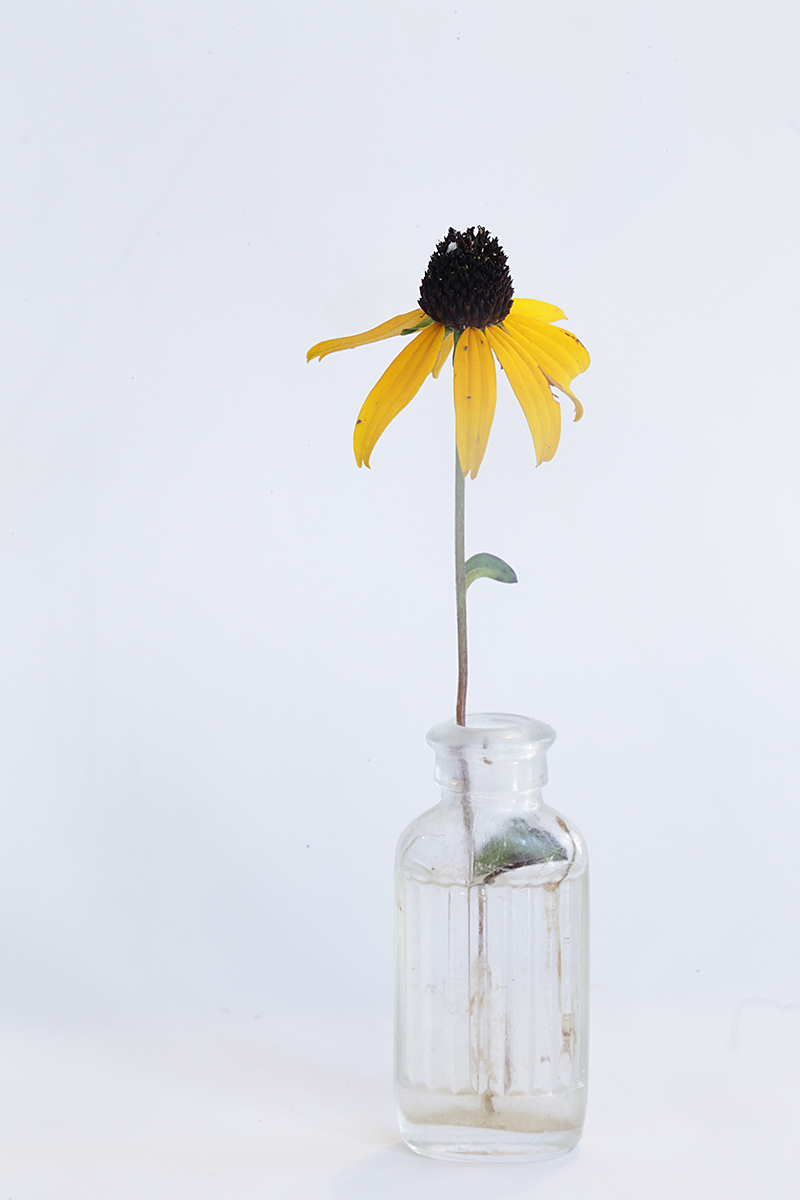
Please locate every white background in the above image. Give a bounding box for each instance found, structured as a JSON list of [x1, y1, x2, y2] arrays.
[[1, 1, 799, 1196]]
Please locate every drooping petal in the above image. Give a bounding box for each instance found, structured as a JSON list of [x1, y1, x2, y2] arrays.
[[504, 314, 589, 420], [307, 308, 426, 362], [431, 329, 454, 378], [354, 323, 445, 467], [510, 297, 567, 324], [453, 327, 497, 479], [486, 324, 561, 464]]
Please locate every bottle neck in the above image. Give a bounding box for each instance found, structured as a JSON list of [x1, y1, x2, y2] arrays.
[[428, 713, 554, 807]]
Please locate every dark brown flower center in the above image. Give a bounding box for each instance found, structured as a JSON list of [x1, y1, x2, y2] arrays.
[[418, 227, 514, 331]]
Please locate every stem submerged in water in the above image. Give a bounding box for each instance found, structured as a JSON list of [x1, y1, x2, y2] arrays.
[[455, 447, 468, 725]]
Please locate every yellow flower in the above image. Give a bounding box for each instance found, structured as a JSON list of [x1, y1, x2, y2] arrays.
[[307, 227, 590, 479]]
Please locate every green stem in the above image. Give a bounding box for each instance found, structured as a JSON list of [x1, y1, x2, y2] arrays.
[[455, 446, 468, 725]]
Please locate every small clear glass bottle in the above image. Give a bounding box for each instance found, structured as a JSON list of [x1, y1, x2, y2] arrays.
[[394, 713, 589, 1161]]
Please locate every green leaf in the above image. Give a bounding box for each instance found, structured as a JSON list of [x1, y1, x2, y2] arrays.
[[474, 818, 568, 883], [465, 552, 518, 590], [400, 316, 434, 335]]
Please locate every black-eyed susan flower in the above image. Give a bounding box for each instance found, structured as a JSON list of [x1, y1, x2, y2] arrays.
[[306, 227, 590, 478]]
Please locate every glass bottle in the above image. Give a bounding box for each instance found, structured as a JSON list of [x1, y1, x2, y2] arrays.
[[394, 713, 589, 1161]]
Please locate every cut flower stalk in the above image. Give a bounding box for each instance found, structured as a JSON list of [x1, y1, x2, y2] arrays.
[[307, 227, 592, 1160]]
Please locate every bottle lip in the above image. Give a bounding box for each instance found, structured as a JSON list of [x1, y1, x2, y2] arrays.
[[427, 712, 556, 760]]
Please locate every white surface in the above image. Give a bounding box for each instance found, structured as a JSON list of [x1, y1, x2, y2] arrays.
[[1, 1, 799, 1194], [2, 997, 799, 1198]]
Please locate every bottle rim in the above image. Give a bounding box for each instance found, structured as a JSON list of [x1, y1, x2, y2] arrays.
[[427, 713, 556, 760]]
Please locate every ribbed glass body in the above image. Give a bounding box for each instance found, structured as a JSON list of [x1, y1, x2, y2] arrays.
[[394, 714, 589, 1161]]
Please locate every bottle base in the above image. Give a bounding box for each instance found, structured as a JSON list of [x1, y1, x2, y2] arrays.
[[396, 1083, 586, 1162], [401, 1120, 582, 1162]]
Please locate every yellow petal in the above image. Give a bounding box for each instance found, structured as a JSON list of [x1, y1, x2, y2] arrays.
[[504, 314, 588, 420], [507, 314, 590, 377], [510, 297, 567, 324], [431, 330, 454, 378], [485, 324, 561, 465], [354, 323, 445, 467], [307, 308, 425, 362], [453, 327, 497, 479]]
